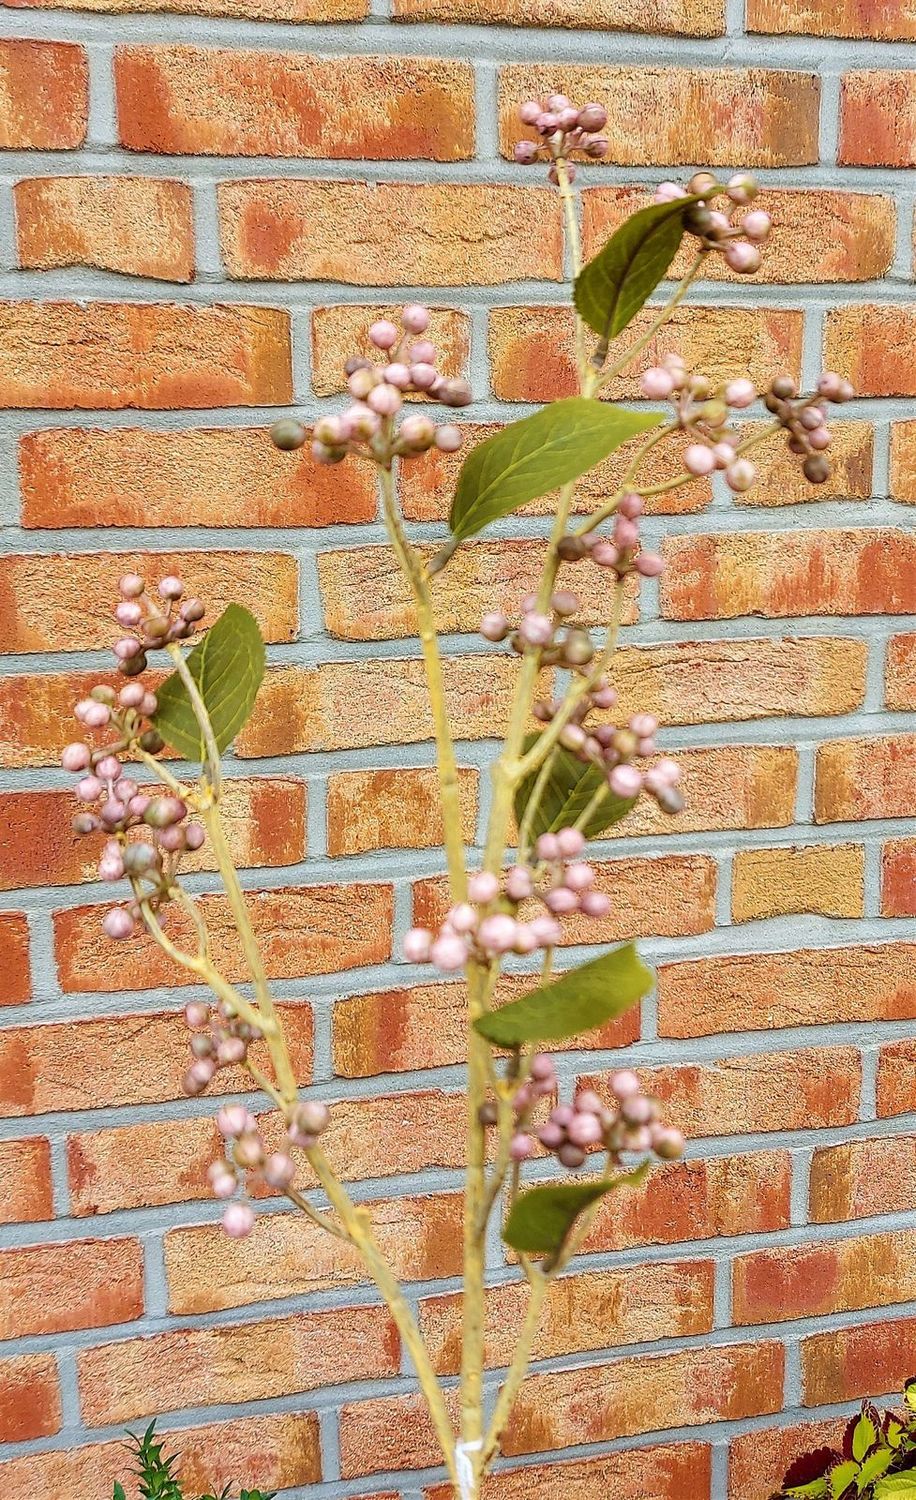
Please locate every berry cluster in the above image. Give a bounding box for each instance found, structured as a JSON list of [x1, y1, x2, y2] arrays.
[[270, 304, 468, 467], [537, 685, 682, 815], [513, 96, 609, 178], [404, 832, 610, 973], [210, 1099, 331, 1238], [655, 171, 771, 276], [110, 572, 205, 678], [182, 999, 263, 1098], [765, 371, 854, 486]]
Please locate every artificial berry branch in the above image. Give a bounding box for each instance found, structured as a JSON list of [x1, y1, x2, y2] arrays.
[[61, 89, 853, 1500]]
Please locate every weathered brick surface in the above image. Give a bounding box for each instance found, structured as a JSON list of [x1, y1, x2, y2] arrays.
[[886, 634, 916, 708], [731, 844, 865, 921], [815, 735, 916, 823], [750, 0, 916, 38], [0, 1237, 144, 1337], [0, 1356, 60, 1443], [0, 1137, 52, 1223], [0, 40, 88, 149], [802, 1315, 916, 1405], [15, 178, 194, 282], [809, 1136, 916, 1224], [840, 73, 916, 167]]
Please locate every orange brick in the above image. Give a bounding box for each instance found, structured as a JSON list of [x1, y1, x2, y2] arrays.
[[399, 422, 713, 520], [0, 912, 31, 1004], [750, 0, 916, 38], [583, 188, 894, 285], [0, 1002, 312, 1116], [815, 734, 916, 823], [802, 1313, 916, 1405], [398, 0, 722, 27], [431, 1446, 713, 1500], [20, 425, 375, 530], [340, 1389, 460, 1476], [0, 1138, 52, 1223], [415, 853, 716, 943], [887, 634, 916, 709], [0, 40, 87, 148], [810, 1135, 916, 1224], [878, 1041, 916, 1118], [237, 656, 549, 758], [732, 844, 865, 921], [0, 1354, 60, 1443], [69, 1115, 220, 1216], [840, 72, 916, 167], [0, 1237, 143, 1337], [419, 1261, 714, 1374], [0, 668, 146, 767], [326, 767, 478, 856], [883, 840, 916, 917], [116, 47, 474, 159], [317, 541, 639, 641], [501, 1342, 784, 1455], [312, 303, 470, 395], [77, 1304, 398, 1426], [220, 181, 562, 284], [0, 1412, 320, 1500], [13, 0, 366, 18], [500, 66, 819, 166], [489, 303, 803, 403], [582, 1151, 791, 1251], [165, 1192, 463, 1313], [588, 1047, 860, 1137], [333, 975, 640, 1077], [728, 1418, 845, 1500], [825, 305, 916, 396], [0, 550, 297, 653], [730, 421, 874, 507], [658, 944, 916, 1038], [890, 423, 916, 504], [54, 882, 393, 992], [15, 177, 194, 282], [0, 302, 291, 410], [735, 1228, 916, 1327], [662, 529, 916, 619]]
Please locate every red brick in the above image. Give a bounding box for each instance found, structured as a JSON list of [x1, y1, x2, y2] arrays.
[[399, 0, 722, 28], [0, 1138, 52, 1223], [13, 0, 366, 21], [883, 839, 916, 917], [418, 1261, 714, 1374], [0, 1237, 143, 1337], [116, 46, 474, 159], [0, 302, 291, 410], [826, 304, 916, 396], [816, 735, 916, 824], [54, 882, 392, 992], [500, 66, 819, 166], [326, 767, 478, 856], [728, 1418, 845, 1500], [489, 303, 802, 403], [0, 550, 297, 653], [340, 1389, 460, 1476], [312, 303, 470, 395], [732, 844, 865, 922], [658, 944, 916, 1038], [887, 634, 916, 709], [0, 1355, 60, 1443], [877, 1041, 916, 1118], [501, 1343, 784, 1455], [0, 40, 87, 148], [729, 421, 874, 507], [750, 0, 916, 37], [810, 1135, 916, 1224], [802, 1314, 916, 1405], [890, 424, 916, 505], [0, 912, 31, 1004], [69, 1115, 220, 1216], [15, 177, 194, 282], [165, 1192, 463, 1313], [735, 1228, 916, 1326], [0, 1413, 321, 1500], [430, 1447, 713, 1500], [662, 529, 916, 620], [333, 975, 640, 1077], [20, 425, 376, 530], [0, 1002, 312, 1116], [77, 1304, 398, 1425], [840, 72, 916, 167], [219, 181, 562, 284]]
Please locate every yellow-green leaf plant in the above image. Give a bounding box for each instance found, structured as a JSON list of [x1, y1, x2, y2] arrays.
[[62, 92, 853, 1500]]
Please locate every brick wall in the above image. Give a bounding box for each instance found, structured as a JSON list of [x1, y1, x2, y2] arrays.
[[0, 0, 914, 1495]]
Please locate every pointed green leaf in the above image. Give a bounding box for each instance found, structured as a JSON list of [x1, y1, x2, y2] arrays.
[[574, 191, 712, 342], [514, 733, 635, 842], [449, 399, 661, 542], [828, 1462, 858, 1500], [474, 944, 653, 1049], [875, 1480, 916, 1498], [113, 1485, 126, 1500], [503, 1162, 649, 1254], [786, 1483, 829, 1500], [852, 1413, 878, 1463], [857, 1450, 894, 1492], [152, 603, 265, 762]]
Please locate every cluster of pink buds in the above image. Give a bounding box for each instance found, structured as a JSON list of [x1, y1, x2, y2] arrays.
[[763, 371, 854, 485], [404, 833, 610, 973], [639, 357, 764, 494], [513, 96, 609, 178], [209, 1098, 330, 1238], [270, 304, 468, 467], [110, 572, 205, 678], [536, 688, 683, 816], [656, 171, 771, 276], [182, 999, 263, 1098]]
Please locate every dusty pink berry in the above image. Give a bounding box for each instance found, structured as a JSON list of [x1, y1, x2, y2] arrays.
[[555, 827, 585, 858], [519, 612, 553, 647], [505, 865, 534, 902], [634, 552, 664, 577], [610, 1069, 641, 1099], [209, 1168, 237, 1200], [185, 1000, 210, 1028], [447, 902, 477, 936], [579, 889, 611, 917], [536, 832, 560, 861], [367, 382, 402, 416], [402, 303, 430, 333], [62, 742, 91, 772], [119, 573, 145, 598], [518, 100, 541, 125], [684, 443, 716, 477], [158, 575, 183, 600], [216, 1104, 250, 1138], [431, 933, 467, 970], [724, 241, 762, 274], [640, 366, 675, 400], [410, 339, 437, 364], [558, 1142, 586, 1169], [468, 870, 500, 903], [726, 458, 756, 492], [609, 764, 643, 797], [726, 172, 758, 204], [222, 1202, 255, 1238], [510, 1132, 534, 1161], [296, 1100, 330, 1136], [368, 319, 399, 350], [545, 887, 578, 915], [725, 378, 756, 408], [435, 424, 462, 452], [654, 181, 687, 203], [567, 1111, 603, 1147], [577, 102, 607, 131], [514, 140, 538, 164], [654, 1126, 686, 1159], [808, 426, 832, 450], [564, 862, 595, 892], [742, 209, 771, 241], [403, 927, 432, 962], [103, 907, 134, 940], [529, 913, 562, 946], [478, 913, 518, 953], [263, 1152, 296, 1188], [481, 611, 509, 642]]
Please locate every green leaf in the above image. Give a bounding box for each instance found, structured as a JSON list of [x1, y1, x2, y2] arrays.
[[113, 1485, 127, 1500], [514, 732, 635, 842], [152, 603, 265, 763], [786, 1482, 829, 1499], [853, 1413, 878, 1463], [857, 1450, 894, 1492], [829, 1462, 858, 1499], [875, 1477, 916, 1497], [574, 191, 712, 342], [448, 398, 661, 542], [474, 944, 653, 1049], [503, 1162, 649, 1255]]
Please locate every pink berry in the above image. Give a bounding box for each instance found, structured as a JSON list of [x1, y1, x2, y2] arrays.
[[119, 682, 145, 708], [403, 927, 433, 963], [505, 866, 534, 902], [609, 764, 643, 798], [478, 913, 519, 953], [653, 181, 687, 203], [431, 933, 468, 971], [564, 862, 595, 892], [62, 742, 91, 772], [529, 913, 562, 947], [368, 320, 399, 350], [514, 140, 538, 164], [634, 552, 665, 577], [263, 1152, 296, 1188], [222, 1202, 255, 1238], [654, 1126, 686, 1160], [367, 382, 402, 416], [519, 612, 553, 647], [610, 1069, 641, 1099], [402, 303, 430, 333], [742, 209, 771, 242], [481, 611, 509, 642], [216, 1104, 250, 1138], [725, 458, 756, 492], [510, 1133, 534, 1161], [684, 443, 716, 477], [468, 871, 499, 903], [449, 902, 478, 936], [808, 426, 832, 450], [384, 361, 413, 389], [210, 1169, 237, 1200], [119, 574, 145, 598], [640, 366, 675, 400], [103, 907, 134, 940], [536, 833, 560, 862], [723, 241, 762, 274], [518, 100, 541, 125], [410, 340, 437, 364], [579, 890, 610, 917], [77, 775, 103, 802], [83, 702, 111, 728], [555, 827, 585, 858], [434, 424, 462, 452], [545, 887, 578, 914], [158, 575, 183, 600], [567, 1111, 603, 1147], [296, 1100, 330, 1135], [530, 1052, 555, 1081], [725, 378, 756, 408], [185, 1001, 210, 1029]]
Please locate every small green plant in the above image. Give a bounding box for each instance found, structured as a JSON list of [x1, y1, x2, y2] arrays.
[[775, 1383, 916, 1498], [112, 1422, 275, 1500]]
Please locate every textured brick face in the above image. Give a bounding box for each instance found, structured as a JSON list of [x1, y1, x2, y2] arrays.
[[0, 41, 88, 148]]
